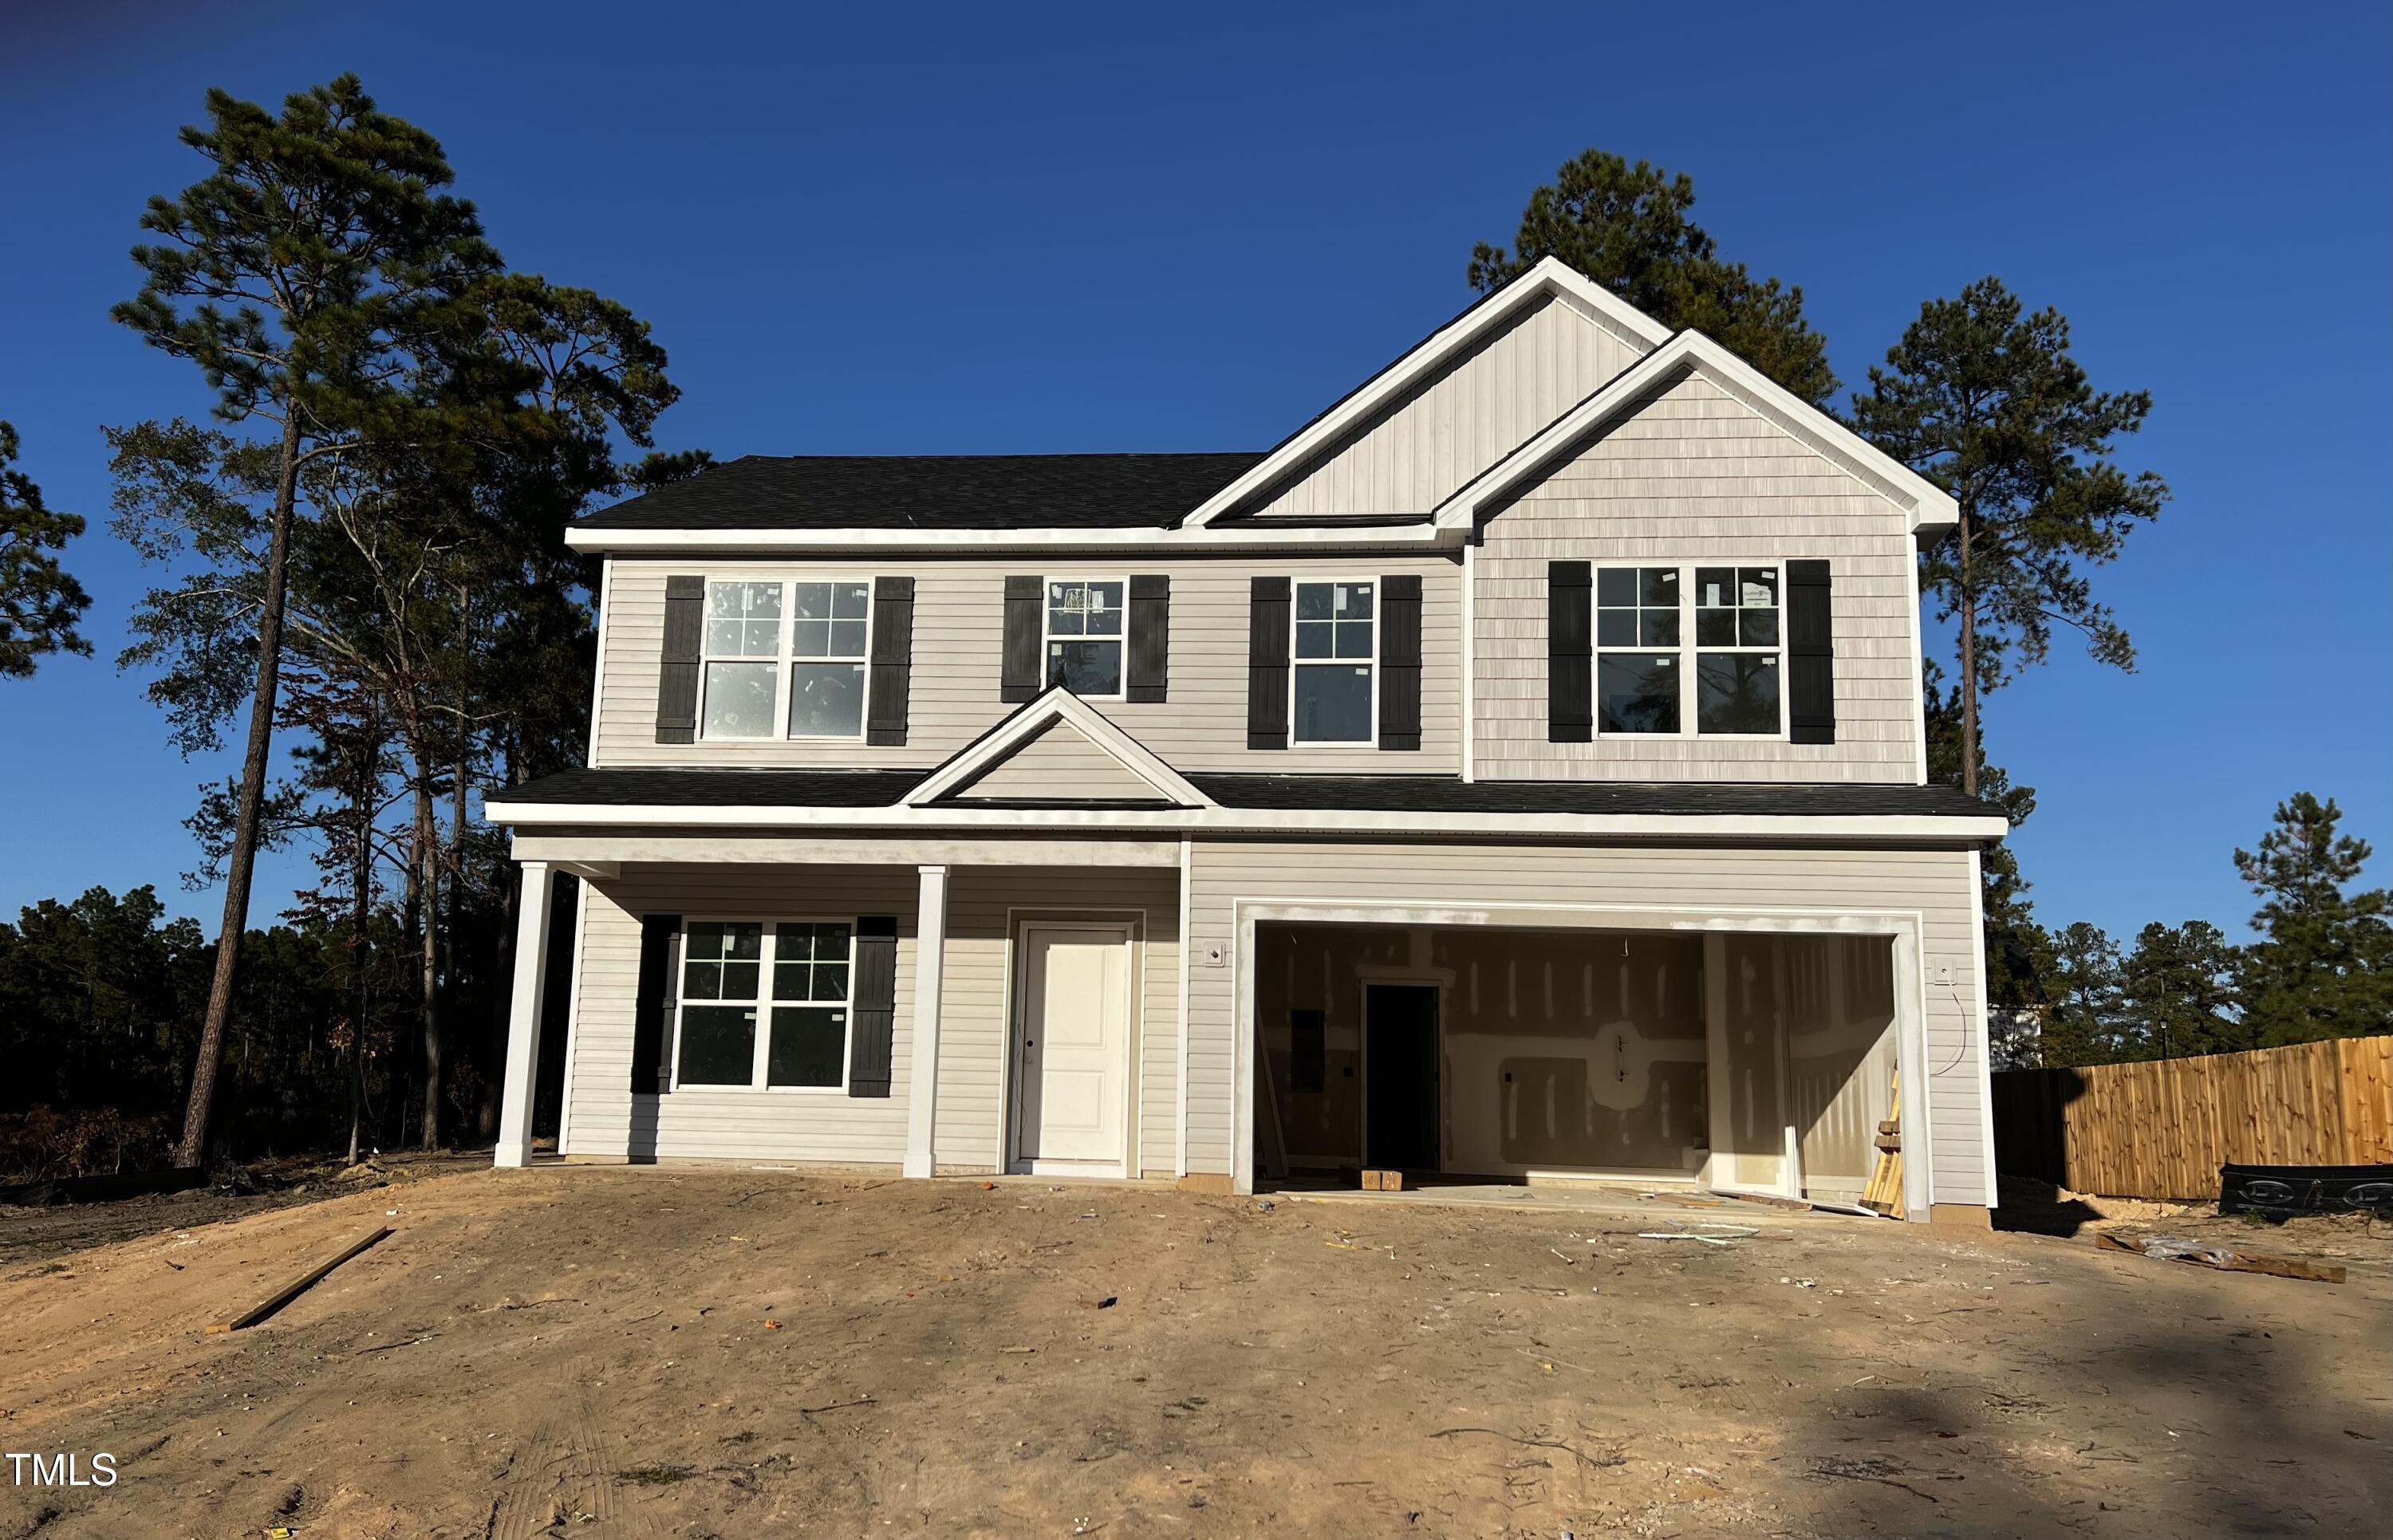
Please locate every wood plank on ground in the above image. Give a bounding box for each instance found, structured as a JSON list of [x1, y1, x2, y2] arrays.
[[207, 1227, 394, 1333]]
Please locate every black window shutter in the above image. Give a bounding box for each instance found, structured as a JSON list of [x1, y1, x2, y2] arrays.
[[1001, 576, 1043, 702], [1126, 574, 1170, 703], [866, 576, 914, 746], [1378, 573, 1422, 750], [1246, 577, 1291, 750], [655, 576, 704, 744], [632, 914, 682, 1094], [1547, 561, 1593, 742], [1787, 558, 1835, 744], [847, 916, 899, 1098]]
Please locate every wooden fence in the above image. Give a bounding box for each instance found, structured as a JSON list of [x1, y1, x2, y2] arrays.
[[1991, 1036, 2393, 1200]]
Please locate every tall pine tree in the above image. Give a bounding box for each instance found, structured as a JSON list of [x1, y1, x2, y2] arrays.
[[0, 422, 92, 678], [2233, 793, 2391, 1043]]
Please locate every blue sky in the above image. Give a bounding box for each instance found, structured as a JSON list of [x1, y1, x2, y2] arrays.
[[2, 2, 2385, 947]]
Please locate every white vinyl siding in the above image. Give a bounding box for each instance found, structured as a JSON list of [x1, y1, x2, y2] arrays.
[[1475, 371, 1919, 782], [944, 720, 1171, 803], [594, 556, 1461, 774], [1240, 289, 1655, 518], [1177, 840, 1991, 1207]]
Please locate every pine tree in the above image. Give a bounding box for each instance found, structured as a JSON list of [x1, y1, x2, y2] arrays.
[[1851, 278, 2167, 797], [0, 422, 92, 678], [2120, 920, 2245, 1058], [113, 76, 501, 1165], [1468, 150, 1835, 405], [2038, 922, 2125, 1067], [2233, 794, 2391, 1043]]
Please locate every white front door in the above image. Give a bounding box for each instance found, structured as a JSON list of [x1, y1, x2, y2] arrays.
[[1014, 923, 1133, 1169]]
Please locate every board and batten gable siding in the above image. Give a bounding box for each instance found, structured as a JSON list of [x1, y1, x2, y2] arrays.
[[565, 865, 921, 1165], [1474, 370, 1922, 783], [937, 866, 1181, 1177], [562, 862, 1182, 1178], [1239, 290, 1655, 518], [1178, 840, 1992, 1207], [946, 721, 1165, 803], [592, 555, 1461, 774]]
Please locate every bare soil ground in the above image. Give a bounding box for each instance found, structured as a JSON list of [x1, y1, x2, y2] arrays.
[[2, 1167, 2386, 1539]]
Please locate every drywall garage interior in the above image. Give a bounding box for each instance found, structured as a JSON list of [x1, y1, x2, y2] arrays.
[[1252, 921, 1897, 1201]]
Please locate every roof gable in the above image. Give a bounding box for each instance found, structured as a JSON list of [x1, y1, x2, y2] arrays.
[[906, 690, 1212, 808], [1184, 257, 1673, 527]]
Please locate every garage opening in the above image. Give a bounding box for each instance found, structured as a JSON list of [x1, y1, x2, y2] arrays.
[[1251, 921, 1898, 1203]]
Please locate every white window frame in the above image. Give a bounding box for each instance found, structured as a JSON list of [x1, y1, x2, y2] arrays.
[[1591, 560, 1788, 742], [1039, 574, 1130, 701], [670, 915, 856, 1094], [695, 575, 877, 743], [1287, 574, 1379, 749]]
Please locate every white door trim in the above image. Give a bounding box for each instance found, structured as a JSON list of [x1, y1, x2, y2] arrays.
[[1008, 916, 1140, 1178]]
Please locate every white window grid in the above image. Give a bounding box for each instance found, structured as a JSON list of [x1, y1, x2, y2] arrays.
[[696, 576, 876, 742], [672, 916, 857, 1093], [1288, 576, 1378, 748], [1592, 561, 1788, 741], [1041, 576, 1129, 699]]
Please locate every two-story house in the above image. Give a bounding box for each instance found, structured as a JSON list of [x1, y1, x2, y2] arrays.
[[487, 258, 2006, 1225]]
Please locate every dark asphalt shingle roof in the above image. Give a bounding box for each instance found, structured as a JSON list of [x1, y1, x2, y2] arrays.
[[494, 767, 1997, 822], [576, 453, 1270, 532]]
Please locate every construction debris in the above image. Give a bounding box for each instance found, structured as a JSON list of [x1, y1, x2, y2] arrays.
[[2095, 1231, 2346, 1284], [1361, 1169, 1405, 1191], [207, 1226, 393, 1333], [1860, 1072, 1904, 1216], [1636, 1224, 1760, 1247]]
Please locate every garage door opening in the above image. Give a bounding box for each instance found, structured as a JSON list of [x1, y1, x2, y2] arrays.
[[1250, 921, 1898, 1203]]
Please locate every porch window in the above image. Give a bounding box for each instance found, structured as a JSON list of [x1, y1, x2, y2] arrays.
[[675, 919, 853, 1089], [1291, 579, 1374, 743], [701, 582, 784, 738], [1591, 564, 1786, 738], [1045, 579, 1126, 696]]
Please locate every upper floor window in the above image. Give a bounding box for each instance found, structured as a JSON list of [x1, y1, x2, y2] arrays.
[[700, 578, 873, 742], [676, 918, 854, 1090], [1292, 578, 1374, 744], [1046, 579, 1126, 696], [1595, 564, 1783, 738]]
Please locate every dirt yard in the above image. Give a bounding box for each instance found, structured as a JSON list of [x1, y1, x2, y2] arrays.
[[3, 1165, 2387, 1539]]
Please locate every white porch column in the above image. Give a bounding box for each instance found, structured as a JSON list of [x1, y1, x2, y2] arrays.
[[901, 864, 949, 1179], [494, 861, 556, 1169]]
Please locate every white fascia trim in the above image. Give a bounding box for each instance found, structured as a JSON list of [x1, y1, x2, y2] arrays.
[[1432, 331, 1960, 534], [484, 801, 2011, 843], [1182, 257, 1673, 529], [565, 523, 1461, 554], [903, 691, 1216, 809]]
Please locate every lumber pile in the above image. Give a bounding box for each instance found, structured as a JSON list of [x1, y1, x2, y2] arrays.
[[1860, 1073, 1903, 1216]]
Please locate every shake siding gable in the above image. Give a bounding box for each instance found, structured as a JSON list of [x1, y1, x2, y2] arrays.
[[1472, 372, 1919, 783], [1177, 840, 1992, 1207], [593, 556, 1463, 774]]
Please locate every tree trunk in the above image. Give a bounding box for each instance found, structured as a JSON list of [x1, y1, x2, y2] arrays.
[[346, 754, 373, 1168], [416, 768, 444, 1149], [174, 411, 304, 1170], [1957, 499, 1981, 799]]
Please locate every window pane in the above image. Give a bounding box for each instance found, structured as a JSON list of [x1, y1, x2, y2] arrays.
[[687, 920, 732, 959], [1334, 581, 1374, 620], [1598, 654, 1679, 734], [811, 961, 849, 1002], [1738, 609, 1780, 647], [1639, 568, 1679, 608], [1696, 568, 1734, 609], [723, 924, 763, 960], [682, 960, 723, 1000], [1047, 581, 1086, 636], [1047, 640, 1122, 695], [743, 620, 779, 655], [773, 960, 808, 1001], [1638, 609, 1680, 647], [1334, 618, 1374, 659], [704, 662, 779, 737], [1697, 653, 1781, 735], [1295, 582, 1334, 621], [1294, 664, 1373, 742], [1596, 568, 1637, 607], [1696, 608, 1737, 646], [829, 620, 868, 657], [834, 582, 870, 619], [1739, 568, 1779, 608], [678, 1005, 757, 1085], [1295, 620, 1333, 659], [794, 619, 830, 656], [767, 1006, 846, 1088], [1596, 609, 1637, 647], [789, 661, 865, 737], [794, 582, 833, 620], [706, 618, 744, 656], [1085, 581, 1124, 636]]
